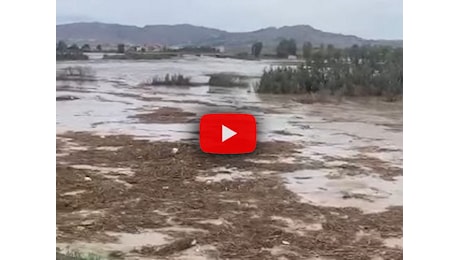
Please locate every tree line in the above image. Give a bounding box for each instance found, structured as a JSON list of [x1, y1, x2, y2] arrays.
[[250, 39, 296, 58], [56, 41, 91, 60], [57, 41, 103, 52]]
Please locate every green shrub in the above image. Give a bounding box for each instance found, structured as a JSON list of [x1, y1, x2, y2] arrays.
[[256, 45, 403, 98], [56, 66, 96, 81], [56, 52, 89, 61], [208, 73, 248, 87], [56, 250, 103, 260], [149, 73, 193, 86]]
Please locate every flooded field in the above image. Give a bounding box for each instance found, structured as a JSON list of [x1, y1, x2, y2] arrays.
[[56, 56, 402, 259]]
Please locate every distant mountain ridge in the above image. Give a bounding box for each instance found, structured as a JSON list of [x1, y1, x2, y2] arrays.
[[56, 22, 402, 50]]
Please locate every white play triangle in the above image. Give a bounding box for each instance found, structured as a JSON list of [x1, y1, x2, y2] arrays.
[[222, 124, 237, 142]]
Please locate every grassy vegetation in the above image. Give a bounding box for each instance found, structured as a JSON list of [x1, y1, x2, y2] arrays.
[[148, 73, 197, 86], [144, 73, 252, 87], [56, 52, 89, 61], [56, 250, 103, 260], [103, 52, 179, 60], [256, 45, 403, 100], [56, 66, 96, 81], [208, 73, 249, 87]]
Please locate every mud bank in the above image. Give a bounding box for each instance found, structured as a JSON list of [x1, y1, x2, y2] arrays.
[[57, 132, 402, 260]]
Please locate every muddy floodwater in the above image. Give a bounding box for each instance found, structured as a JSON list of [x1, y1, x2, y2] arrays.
[[56, 56, 402, 260]]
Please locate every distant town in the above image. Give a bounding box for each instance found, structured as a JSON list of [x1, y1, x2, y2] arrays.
[[57, 39, 317, 62]]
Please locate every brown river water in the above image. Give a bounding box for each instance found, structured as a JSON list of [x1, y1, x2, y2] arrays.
[[56, 55, 402, 258]]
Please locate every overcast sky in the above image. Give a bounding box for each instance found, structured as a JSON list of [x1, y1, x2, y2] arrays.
[[56, 0, 402, 40]]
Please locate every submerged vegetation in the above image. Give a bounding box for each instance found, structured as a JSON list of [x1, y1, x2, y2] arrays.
[[148, 73, 194, 86], [56, 250, 103, 260], [208, 73, 249, 87], [56, 66, 96, 81], [145, 73, 251, 87], [143, 73, 254, 88], [256, 44, 403, 100]]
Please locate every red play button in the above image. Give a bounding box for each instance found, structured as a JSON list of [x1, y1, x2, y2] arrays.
[[200, 113, 257, 154]]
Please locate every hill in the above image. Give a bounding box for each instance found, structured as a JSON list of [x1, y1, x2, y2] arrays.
[[56, 22, 402, 51]]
